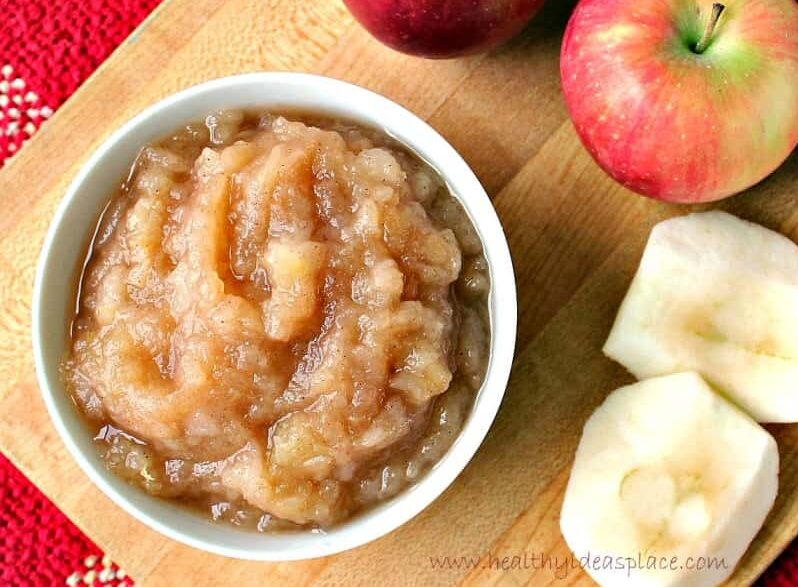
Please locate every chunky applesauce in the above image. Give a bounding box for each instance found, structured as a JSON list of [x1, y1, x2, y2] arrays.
[[63, 111, 490, 530]]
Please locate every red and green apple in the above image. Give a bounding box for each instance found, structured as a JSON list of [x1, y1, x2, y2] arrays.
[[561, 0, 798, 203]]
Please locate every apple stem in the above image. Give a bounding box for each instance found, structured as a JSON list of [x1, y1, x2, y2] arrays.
[[694, 3, 726, 54]]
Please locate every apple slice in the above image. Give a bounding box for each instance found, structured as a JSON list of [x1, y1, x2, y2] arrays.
[[560, 372, 778, 587], [604, 211, 798, 423]]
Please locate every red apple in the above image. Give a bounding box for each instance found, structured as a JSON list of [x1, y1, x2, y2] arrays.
[[561, 0, 798, 203], [343, 0, 546, 58]]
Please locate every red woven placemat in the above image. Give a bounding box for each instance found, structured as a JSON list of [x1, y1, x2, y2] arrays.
[[0, 2, 160, 584], [0, 1, 796, 585]]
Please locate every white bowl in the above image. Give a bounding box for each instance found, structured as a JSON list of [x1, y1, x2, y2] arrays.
[[32, 73, 517, 561]]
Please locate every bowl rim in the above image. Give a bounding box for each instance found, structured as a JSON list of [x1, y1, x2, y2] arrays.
[[32, 72, 517, 561]]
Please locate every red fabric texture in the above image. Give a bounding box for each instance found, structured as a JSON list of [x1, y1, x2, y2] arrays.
[[0, 453, 115, 587], [0, 0, 162, 161], [0, 1, 161, 584], [0, 0, 797, 585]]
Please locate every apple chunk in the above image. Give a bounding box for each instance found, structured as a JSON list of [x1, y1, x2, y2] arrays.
[[604, 211, 798, 423], [262, 240, 327, 342], [560, 372, 778, 587]]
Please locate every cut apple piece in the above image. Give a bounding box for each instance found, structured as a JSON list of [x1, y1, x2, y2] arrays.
[[560, 372, 778, 587], [604, 211, 798, 423], [262, 240, 327, 341]]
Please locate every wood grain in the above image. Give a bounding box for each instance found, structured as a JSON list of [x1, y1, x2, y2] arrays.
[[0, 1, 796, 585]]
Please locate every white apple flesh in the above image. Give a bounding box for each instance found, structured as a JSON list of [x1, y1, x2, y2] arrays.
[[561, 372, 778, 587], [604, 211, 798, 423]]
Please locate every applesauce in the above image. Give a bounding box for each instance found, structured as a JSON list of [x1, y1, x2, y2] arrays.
[[62, 111, 490, 530]]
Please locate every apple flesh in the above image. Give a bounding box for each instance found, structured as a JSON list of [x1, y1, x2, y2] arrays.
[[561, 0, 798, 203], [343, 0, 546, 59]]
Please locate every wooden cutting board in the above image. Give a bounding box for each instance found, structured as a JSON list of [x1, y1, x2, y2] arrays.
[[1, 1, 797, 585]]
